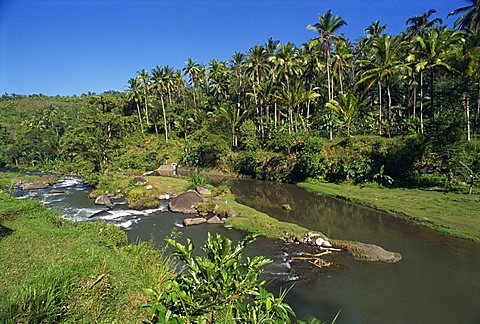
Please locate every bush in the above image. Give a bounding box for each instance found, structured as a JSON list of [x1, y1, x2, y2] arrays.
[[139, 233, 295, 323]]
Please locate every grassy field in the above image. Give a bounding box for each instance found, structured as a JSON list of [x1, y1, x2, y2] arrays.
[[0, 192, 173, 322], [299, 180, 480, 243]]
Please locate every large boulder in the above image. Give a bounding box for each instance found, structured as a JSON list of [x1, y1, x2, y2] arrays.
[[168, 191, 204, 214], [183, 217, 207, 226], [95, 194, 113, 208]]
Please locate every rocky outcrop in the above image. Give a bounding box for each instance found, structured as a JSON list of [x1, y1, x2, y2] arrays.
[[95, 194, 113, 208], [168, 191, 204, 214], [184, 217, 207, 226], [333, 240, 402, 263]]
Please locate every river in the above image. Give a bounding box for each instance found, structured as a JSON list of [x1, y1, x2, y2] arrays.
[[15, 177, 480, 323]]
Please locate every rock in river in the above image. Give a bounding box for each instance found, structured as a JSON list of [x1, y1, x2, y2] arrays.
[[20, 182, 49, 190], [184, 217, 207, 226], [168, 190, 204, 214], [207, 216, 224, 224], [95, 194, 113, 208]]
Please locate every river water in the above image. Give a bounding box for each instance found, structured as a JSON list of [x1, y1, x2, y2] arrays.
[[15, 177, 480, 323]]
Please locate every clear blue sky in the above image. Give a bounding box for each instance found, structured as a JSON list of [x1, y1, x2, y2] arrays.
[[0, 0, 467, 96]]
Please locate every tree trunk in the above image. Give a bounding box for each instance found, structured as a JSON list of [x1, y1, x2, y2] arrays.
[[475, 81, 480, 137], [161, 95, 168, 142], [327, 55, 333, 140], [413, 83, 417, 120], [135, 101, 144, 133], [420, 72, 424, 134], [379, 82, 383, 136], [430, 70, 434, 118], [144, 95, 150, 127], [274, 102, 278, 127], [387, 83, 392, 137], [465, 92, 471, 142]]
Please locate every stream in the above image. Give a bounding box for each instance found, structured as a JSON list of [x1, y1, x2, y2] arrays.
[[14, 177, 480, 323]]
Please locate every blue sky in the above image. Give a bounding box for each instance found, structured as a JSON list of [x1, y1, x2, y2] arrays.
[[0, 0, 467, 96]]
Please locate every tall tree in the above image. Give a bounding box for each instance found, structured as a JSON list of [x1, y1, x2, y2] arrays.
[[308, 10, 347, 139], [449, 0, 480, 33]]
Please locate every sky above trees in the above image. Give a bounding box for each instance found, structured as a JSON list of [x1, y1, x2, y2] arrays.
[[0, 0, 467, 95]]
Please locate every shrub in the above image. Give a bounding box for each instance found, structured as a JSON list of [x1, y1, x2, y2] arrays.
[[139, 233, 294, 323]]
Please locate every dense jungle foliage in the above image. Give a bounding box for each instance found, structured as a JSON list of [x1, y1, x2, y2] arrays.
[[1, 5, 479, 190]]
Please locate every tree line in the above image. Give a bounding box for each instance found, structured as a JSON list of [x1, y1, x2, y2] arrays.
[[0, 3, 479, 188]]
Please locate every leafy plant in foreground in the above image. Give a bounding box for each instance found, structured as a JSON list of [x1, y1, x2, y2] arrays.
[[139, 233, 295, 323]]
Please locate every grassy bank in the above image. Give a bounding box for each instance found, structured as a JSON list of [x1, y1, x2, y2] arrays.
[[299, 180, 480, 243], [0, 171, 38, 188], [0, 192, 173, 322]]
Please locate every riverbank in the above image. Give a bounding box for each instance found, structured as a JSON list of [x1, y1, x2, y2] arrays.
[[0, 192, 173, 322], [299, 180, 480, 243]]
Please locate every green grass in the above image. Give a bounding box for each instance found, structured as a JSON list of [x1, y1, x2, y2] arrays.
[[225, 194, 326, 240], [0, 193, 174, 322], [0, 171, 38, 188], [299, 180, 480, 243]]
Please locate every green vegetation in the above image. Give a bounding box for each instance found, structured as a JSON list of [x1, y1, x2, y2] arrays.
[[0, 192, 175, 322], [1, 3, 479, 193], [141, 233, 295, 323], [225, 194, 319, 240], [299, 180, 480, 242], [0, 171, 38, 188]]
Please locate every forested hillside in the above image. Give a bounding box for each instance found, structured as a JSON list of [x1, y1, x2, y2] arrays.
[[1, 6, 479, 190]]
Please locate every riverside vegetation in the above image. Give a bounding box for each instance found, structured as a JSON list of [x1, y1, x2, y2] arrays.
[[0, 187, 315, 323]]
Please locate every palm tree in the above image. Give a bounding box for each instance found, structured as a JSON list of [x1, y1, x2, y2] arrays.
[[308, 10, 347, 139], [357, 35, 409, 136], [414, 28, 465, 127], [275, 79, 320, 132], [218, 104, 247, 147], [246, 45, 268, 137], [406, 9, 443, 37], [151, 66, 169, 141], [325, 92, 365, 136], [332, 37, 353, 93], [127, 78, 144, 133], [183, 58, 201, 106], [137, 69, 151, 127], [448, 0, 480, 33]]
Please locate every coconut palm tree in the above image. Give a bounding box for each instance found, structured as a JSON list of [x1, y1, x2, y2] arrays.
[[325, 92, 365, 136], [127, 78, 144, 133], [183, 58, 201, 106], [307, 10, 347, 101], [307, 10, 347, 139], [137, 69, 151, 127], [151, 66, 169, 141], [357, 35, 409, 136], [406, 9, 443, 37], [275, 79, 320, 132], [448, 0, 480, 33], [414, 28, 465, 124]]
